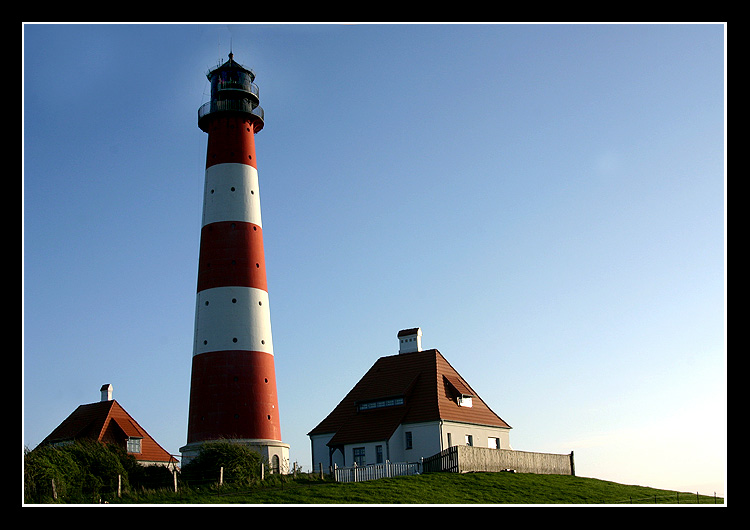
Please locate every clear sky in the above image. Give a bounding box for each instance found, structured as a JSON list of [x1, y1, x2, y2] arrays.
[[23, 23, 726, 497]]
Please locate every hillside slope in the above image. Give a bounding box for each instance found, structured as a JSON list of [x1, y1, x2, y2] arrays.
[[121, 472, 725, 505]]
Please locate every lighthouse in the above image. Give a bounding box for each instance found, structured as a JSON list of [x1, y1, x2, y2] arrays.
[[180, 53, 289, 473]]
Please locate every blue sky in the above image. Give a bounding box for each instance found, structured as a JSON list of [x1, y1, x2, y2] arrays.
[[23, 23, 726, 497]]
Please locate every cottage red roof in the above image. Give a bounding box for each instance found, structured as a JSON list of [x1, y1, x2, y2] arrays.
[[308, 349, 510, 447], [41, 399, 178, 465]]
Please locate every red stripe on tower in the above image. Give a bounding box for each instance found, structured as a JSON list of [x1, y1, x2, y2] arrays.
[[181, 53, 289, 472]]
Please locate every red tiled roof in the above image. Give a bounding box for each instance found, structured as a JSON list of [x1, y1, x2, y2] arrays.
[[43, 401, 114, 443], [308, 349, 510, 446], [327, 405, 408, 446], [41, 400, 178, 464]]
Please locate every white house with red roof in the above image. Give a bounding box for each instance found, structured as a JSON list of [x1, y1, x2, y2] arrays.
[[308, 329, 512, 470]]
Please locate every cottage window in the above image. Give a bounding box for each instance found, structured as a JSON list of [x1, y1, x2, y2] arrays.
[[127, 437, 142, 454], [488, 437, 499, 449], [353, 447, 366, 466], [376, 445, 383, 463], [405, 431, 413, 450], [465, 435, 473, 446]]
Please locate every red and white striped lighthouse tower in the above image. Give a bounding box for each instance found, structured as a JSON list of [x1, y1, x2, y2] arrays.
[[180, 53, 289, 472]]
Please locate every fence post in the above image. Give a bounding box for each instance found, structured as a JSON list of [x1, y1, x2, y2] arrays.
[[118, 474, 122, 498], [319, 462, 323, 480], [219, 466, 223, 486], [51, 478, 57, 501], [173, 470, 178, 493]]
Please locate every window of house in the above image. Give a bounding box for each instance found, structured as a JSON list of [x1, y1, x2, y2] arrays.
[[357, 396, 404, 411], [376, 445, 383, 464], [353, 447, 366, 466], [488, 437, 499, 449], [457, 395, 473, 408], [446, 433, 452, 447], [127, 437, 142, 454], [465, 434, 473, 446], [405, 431, 413, 450]]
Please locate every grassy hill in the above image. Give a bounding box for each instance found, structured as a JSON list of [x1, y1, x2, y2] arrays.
[[117, 472, 724, 505]]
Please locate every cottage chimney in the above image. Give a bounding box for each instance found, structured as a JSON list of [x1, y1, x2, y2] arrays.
[[100, 384, 113, 402], [398, 327, 422, 354]]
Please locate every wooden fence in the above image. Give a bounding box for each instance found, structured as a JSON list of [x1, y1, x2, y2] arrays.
[[422, 446, 575, 475], [332, 446, 574, 483]]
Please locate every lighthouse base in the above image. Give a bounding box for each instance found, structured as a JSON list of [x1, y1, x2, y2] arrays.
[[180, 439, 290, 474]]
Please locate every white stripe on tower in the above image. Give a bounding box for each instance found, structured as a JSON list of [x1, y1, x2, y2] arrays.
[[193, 286, 273, 356], [201, 163, 262, 227]]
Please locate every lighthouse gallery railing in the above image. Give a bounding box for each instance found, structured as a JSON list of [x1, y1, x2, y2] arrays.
[[198, 99, 264, 123]]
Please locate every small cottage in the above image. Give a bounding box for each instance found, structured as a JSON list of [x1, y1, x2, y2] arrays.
[[39, 384, 178, 469], [308, 328, 512, 470]]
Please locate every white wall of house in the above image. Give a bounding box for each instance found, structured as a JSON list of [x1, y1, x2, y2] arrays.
[[310, 433, 337, 470], [390, 422, 442, 463], [440, 420, 512, 451], [311, 435, 391, 469], [310, 421, 511, 471]]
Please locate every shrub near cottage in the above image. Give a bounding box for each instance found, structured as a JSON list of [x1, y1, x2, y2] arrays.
[[24, 444, 81, 503], [24, 440, 132, 503], [180, 440, 265, 488]]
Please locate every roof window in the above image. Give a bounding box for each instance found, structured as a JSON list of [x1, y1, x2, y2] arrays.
[[357, 396, 404, 412]]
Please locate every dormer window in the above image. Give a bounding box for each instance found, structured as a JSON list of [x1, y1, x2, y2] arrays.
[[127, 437, 142, 454], [457, 395, 473, 408], [357, 396, 404, 411], [443, 375, 474, 407]]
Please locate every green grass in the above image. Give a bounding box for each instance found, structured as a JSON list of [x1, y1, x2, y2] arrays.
[[113, 472, 725, 505]]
